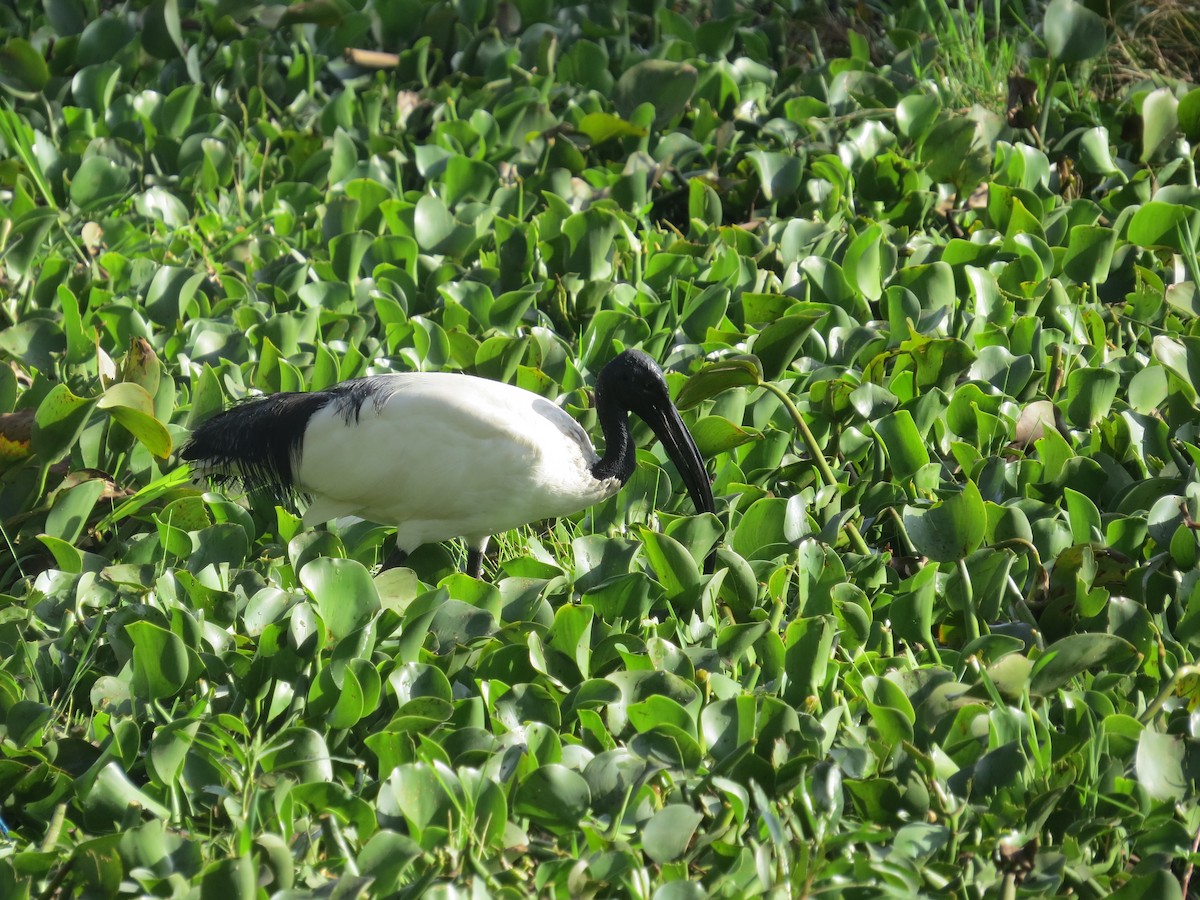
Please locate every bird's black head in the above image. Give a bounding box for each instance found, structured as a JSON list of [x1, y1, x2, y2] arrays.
[[595, 349, 671, 417], [594, 349, 715, 516]]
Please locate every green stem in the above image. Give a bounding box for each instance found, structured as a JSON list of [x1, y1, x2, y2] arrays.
[[1036, 60, 1060, 149], [1139, 664, 1200, 725], [1179, 217, 1200, 289], [760, 380, 872, 556], [958, 557, 982, 643]]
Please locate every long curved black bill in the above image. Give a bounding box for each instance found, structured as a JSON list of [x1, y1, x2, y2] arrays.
[[644, 402, 715, 516]]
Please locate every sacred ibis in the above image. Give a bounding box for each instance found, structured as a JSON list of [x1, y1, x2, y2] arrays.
[[182, 349, 715, 577]]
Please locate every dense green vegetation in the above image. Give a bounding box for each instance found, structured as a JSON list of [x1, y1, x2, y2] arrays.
[[2, 0, 1200, 895]]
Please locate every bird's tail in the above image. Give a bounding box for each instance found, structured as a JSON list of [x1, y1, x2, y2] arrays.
[[181, 391, 331, 504]]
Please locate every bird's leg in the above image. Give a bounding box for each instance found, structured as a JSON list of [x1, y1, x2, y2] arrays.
[[465, 538, 489, 579], [380, 545, 409, 571]]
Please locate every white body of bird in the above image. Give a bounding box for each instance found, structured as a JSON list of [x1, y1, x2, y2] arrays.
[[296, 373, 620, 550]]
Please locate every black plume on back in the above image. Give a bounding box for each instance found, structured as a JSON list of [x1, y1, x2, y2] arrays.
[[181, 391, 333, 504], [182, 377, 402, 504]]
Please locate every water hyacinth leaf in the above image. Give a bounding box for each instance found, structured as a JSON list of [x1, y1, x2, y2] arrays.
[[148, 719, 200, 786], [514, 765, 591, 827], [97, 382, 172, 458], [875, 410, 930, 481], [1128, 202, 1200, 253], [732, 497, 789, 558], [676, 357, 762, 409], [1135, 730, 1187, 801], [903, 481, 986, 562], [642, 805, 703, 863], [1179, 88, 1200, 143], [37, 534, 83, 572], [1063, 366, 1119, 429], [440, 156, 498, 207], [31, 385, 95, 463], [70, 157, 130, 211], [1078, 127, 1119, 174], [843, 226, 887, 302], [198, 856, 255, 900], [1029, 633, 1136, 695], [143, 0, 187, 60], [357, 831, 422, 893], [4, 207, 59, 279], [689, 177, 722, 226], [753, 309, 826, 380], [689, 415, 762, 456], [0, 38, 50, 95], [414, 194, 470, 255], [1043, 0, 1107, 63], [1140, 87, 1178, 163], [748, 151, 804, 203], [895, 93, 941, 143], [1129, 365, 1168, 413], [638, 528, 700, 597], [260, 727, 334, 783], [44, 478, 107, 543], [126, 620, 190, 700], [922, 117, 980, 185], [1060, 225, 1116, 285], [783, 616, 834, 703], [1063, 487, 1102, 544], [577, 112, 646, 145], [84, 762, 171, 824], [613, 60, 697, 125], [300, 558, 381, 644]]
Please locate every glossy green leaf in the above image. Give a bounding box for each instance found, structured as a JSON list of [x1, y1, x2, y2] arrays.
[[613, 60, 697, 126], [903, 481, 986, 562], [1043, 0, 1107, 63]]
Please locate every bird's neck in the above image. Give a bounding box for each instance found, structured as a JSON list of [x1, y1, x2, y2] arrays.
[[590, 397, 636, 486]]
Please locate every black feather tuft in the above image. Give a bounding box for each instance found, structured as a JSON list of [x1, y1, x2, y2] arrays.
[[181, 377, 401, 506]]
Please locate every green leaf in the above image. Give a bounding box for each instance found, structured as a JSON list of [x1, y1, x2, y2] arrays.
[[903, 481, 987, 562], [1140, 87, 1178, 163], [676, 357, 762, 409], [1063, 366, 1119, 429], [97, 382, 173, 458], [70, 156, 130, 210], [577, 112, 646, 145], [895, 93, 941, 143], [199, 856, 255, 900], [638, 529, 700, 598], [299, 557, 381, 644], [1179, 88, 1200, 143], [1029, 633, 1136, 695], [753, 309, 825, 380], [44, 478, 106, 543], [143, 0, 186, 60], [1063, 487, 1102, 544], [1135, 729, 1188, 802], [1060, 224, 1116, 285], [613, 60, 697, 126], [126, 620, 191, 700], [875, 410, 931, 481], [642, 805, 703, 863], [4, 207, 60, 278], [84, 762, 171, 823], [0, 38, 49, 95], [1043, 0, 1107, 63], [1128, 201, 1200, 253], [31, 384, 95, 463], [689, 415, 762, 456], [514, 765, 591, 828], [747, 151, 804, 203]]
